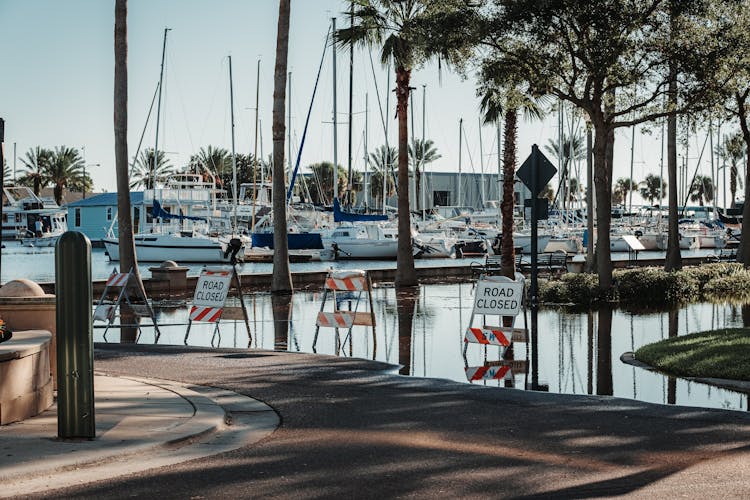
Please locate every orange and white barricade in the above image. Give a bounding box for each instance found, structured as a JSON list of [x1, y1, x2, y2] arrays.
[[463, 273, 528, 386], [93, 268, 161, 342], [184, 266, 252, 347], [313, 270, 376, 355]]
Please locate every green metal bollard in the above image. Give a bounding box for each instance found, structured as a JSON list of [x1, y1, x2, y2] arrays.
[[55, 231, 95, 439]]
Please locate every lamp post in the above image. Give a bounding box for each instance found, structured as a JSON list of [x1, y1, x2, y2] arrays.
[[83, 163, 99, 199]]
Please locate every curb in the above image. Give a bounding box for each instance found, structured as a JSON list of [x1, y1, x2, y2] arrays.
[[0, 375, 279, 498], [621, 352, 750, 395]]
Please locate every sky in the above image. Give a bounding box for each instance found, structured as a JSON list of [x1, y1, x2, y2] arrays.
[[0, 0, 729, 205]]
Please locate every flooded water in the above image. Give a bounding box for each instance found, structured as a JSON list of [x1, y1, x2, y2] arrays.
[[4, 243, 746, 412], [0, 244, 469, 283], [98, 282, 749, 413]]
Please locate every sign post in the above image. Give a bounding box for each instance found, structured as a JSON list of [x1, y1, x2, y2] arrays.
[[515, 145, 557, 391]]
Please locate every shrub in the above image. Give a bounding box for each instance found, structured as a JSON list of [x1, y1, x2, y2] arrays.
[[703, 270, 750, 303], [615, 267, 698, 307], [684, 263, 744, 295], [538, 273, 601, 306], [539, 279, 570, 304], [561, 273, 601, 306]]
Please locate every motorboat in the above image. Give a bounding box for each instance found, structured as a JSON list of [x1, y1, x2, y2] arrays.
[[1, 186, 68, 242], [321, 223, 406, 260]]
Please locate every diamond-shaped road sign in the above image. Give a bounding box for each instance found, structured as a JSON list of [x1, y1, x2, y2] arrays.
[[516, 145, 557, 196]]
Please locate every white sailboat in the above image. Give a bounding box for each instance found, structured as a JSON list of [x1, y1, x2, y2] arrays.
[[104, 31, 243, 264]]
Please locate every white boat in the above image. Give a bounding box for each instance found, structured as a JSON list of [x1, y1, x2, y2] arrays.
[[513, 233, 552, 254], [1, 186, 68, 242], [103, 230, 238, 263], [321, 223, 409, 260], [414, 230, 458, 258]]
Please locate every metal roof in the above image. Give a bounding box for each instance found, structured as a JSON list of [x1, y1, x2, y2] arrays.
[[65, 191, 144, 208]]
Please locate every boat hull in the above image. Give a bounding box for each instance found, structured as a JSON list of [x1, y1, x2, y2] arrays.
[[251, 232, 323, 250], [321, 239, 398, 259], [103, 236, 231, 263]]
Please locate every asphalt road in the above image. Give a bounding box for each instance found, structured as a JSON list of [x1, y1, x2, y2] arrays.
[[31, 344, 750, 499]]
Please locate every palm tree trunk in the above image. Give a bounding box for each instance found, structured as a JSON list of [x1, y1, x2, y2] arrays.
[[593, 122, 613, 292], [114, 0, 142, 287], [500, 110, 517, 279], [665, 4, 682, 272], [271, 0, 292, 293], [114, 0, 145, 342], [395, 66, 417, 288], [735, 91, 750, 266], [665, 64, 681, 271]]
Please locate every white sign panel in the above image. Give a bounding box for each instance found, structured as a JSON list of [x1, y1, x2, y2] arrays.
[[472, 275, 524, 316], [193, 269, 233, 308]]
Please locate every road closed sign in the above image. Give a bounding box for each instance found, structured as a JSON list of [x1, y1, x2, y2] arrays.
[[472, 274, 525, 316], [193, 268, 233, 308]]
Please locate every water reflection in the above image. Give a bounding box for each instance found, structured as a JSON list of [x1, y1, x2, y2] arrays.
[[271, 293, 293, 351], [396, 286, 419, 375], [596, 306, 613, 396], [97, 281, 749, 412], [668, 309, 678, 405]]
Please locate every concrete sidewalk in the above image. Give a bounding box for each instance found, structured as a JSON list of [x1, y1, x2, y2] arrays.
[[0, 373, 278, 497]]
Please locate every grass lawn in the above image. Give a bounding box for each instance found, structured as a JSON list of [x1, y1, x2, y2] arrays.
[[635, 328, 750, 381]]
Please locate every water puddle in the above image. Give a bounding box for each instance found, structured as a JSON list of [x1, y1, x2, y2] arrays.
[[98, 282, 749, 412]]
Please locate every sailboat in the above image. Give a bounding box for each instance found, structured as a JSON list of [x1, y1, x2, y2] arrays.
[[104, 31, 242, 264]]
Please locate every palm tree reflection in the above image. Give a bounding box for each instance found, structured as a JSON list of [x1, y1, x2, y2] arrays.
[[667, 308, 678, 405], [596, 306, 613, 396], [397, 286, 420, 375], [272, 292, 293, 351]]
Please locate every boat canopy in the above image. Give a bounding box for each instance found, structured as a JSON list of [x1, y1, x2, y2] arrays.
[[152, 200, 207, 223], [333, 199, 388, 223]]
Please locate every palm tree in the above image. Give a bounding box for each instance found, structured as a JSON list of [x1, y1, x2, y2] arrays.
[[114, 0, 146, 343], [544, 133, 585, 209], [18, 146, 52, 195], [46, 146, 84, 205], [480, 85, 545, 281], [369, 145, 397, 208], [189, 146, 231, 186], [408, 138, 440, 210], [689, 175, 714, 207], [308, 161, 347, 205], [337, 0, 471, 287], [613, 177, 637, 207], [271, 0, 292, 294], [720, 132, 744, 207], [639, 174, 667, 205], [129, 148, 173, 189]]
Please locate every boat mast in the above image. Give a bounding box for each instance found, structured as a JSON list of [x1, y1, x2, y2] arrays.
[[629, 124, 635, 214], [228, 55, 238, 234], [496, 120, 502, 225], [421, 84, 426, 221], [478, 117, 485, 208], [251, 59, 260, 231], [287, 70, 292, 203], [153, 28, 170, 190], [383, 61, 390, 214], [364, 93, 369, 208], [346, 0, 354, 208], [458, 118, 463, 207], [332, 17, 338, 206]]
